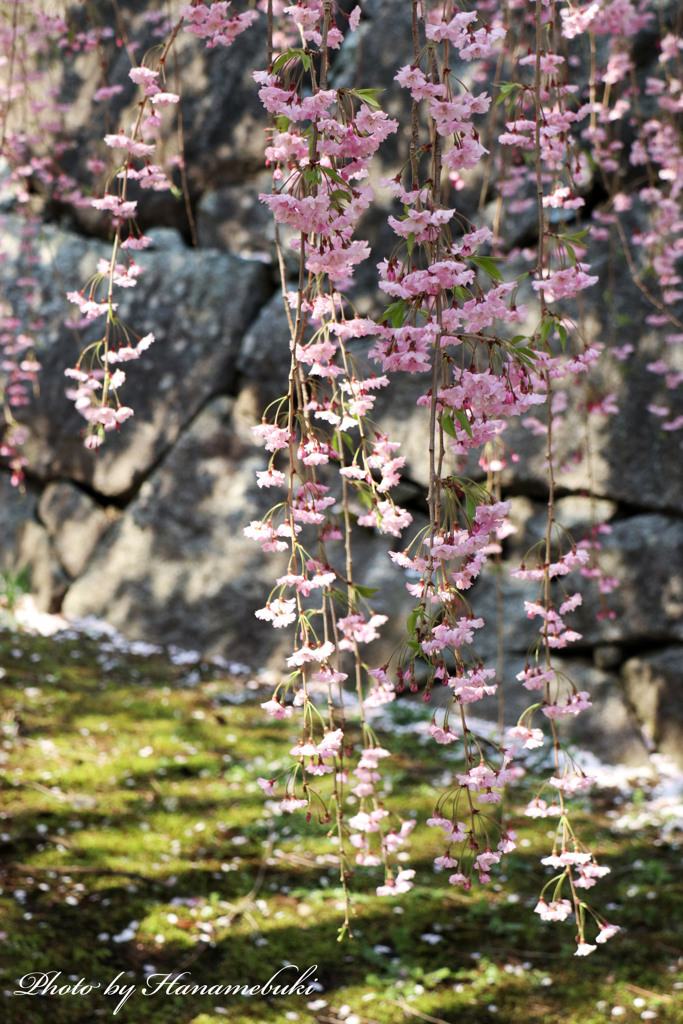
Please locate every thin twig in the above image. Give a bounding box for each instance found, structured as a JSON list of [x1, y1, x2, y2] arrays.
[[390, 998, 451, 1024], [624, 984, 671, 1003], [173, 50, 199, 252]]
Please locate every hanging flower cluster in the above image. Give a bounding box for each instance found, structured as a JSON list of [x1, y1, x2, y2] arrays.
[[479, 0, 625, 949], [63, 3, 255, 450], [247, 0, 637, 951], [242, 0, 434, 932], [0, 3, 97, 485], [4, 0, 680, 958]]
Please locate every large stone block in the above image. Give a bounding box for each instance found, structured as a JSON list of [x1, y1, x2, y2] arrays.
[[196, 177, 274, 259], [60, 388, 427, 668], [551, 660, 651, 767], [62, 397, 289, 660], [0, 473, 39, 574], [52, 5, 270, 236], [0, 474, 68, 613], [237, 292, 295, 413], [569, 514, 683, 646], [622, 647, 683, 766], [0, 219, 271, 498], [38, 481, 114, 579]]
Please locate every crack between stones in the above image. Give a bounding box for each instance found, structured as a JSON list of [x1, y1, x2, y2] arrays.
[[2, 275, 278, 516], [398, 472, 683, 523], [551, 636, 683, 668]]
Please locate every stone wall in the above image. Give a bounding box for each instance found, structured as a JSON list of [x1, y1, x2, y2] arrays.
[[1, 0, 682, 767]]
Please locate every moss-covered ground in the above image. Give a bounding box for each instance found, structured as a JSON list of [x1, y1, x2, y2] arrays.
[[0, 626, 681, 1024]]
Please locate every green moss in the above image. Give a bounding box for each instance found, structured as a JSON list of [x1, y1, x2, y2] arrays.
[[0, 627, 681, 1024]]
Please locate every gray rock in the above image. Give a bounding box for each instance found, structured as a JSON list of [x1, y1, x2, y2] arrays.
[[622, 647, 683, 766], [500, 494, 620, 572], [369, 368, 432, 490], [494, 238, 683, 514], [521, 495, 618, 550], [62, 396, 288, 661], [59, 387, 425, 667], [335, 512, 431, 670], [38, 482, 114, 578], [0, 474, 68, 613], [341, 241, 683, 516], [144, 228, 190, 254], [51, 6, 271, 236], [467, 513, 683, 661], [570, 514, 683, 646], [0, 473, 39, 573], [552, 659, 650, 767], [237, 292, 294, 413], [15, 521, 70, 614], [356, 314, 683, 516], [0, 217, 271, 497], [52, 2, 429, 241], [445, 515, 683, 761], [593, 644, 624, 670], [196, 177, 274, 259], [468, 563, 541, 666], [581, 233, 683, 513]]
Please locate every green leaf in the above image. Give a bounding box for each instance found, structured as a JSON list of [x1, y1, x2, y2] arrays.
[[452, 407, 473, 438], [272, 52, 290, 73], [466, 494, 476, 521], [560, 227, 590, 243], [331, 433, 341, 455], [513, 345, 538, 361], [275, 115, 290, 131], [441, 411, 457, 438], [540, 319, 553, 343], [406, 609, 419, 635], [470, 255, 504, 282], [455, 285, 471, 301], [495, 82, 521, 106], [324, 166, 349, 187], [353, 584, 380, 599], [558, 324, 567, 350], [406, 640, 422, 652], [273, 47, 306, 73], [353, 87, 384, 110], [341, 432, 354, 453], [564, 242, 576, 267], [392, 302, 406, 328], [407, 231, 415, 256], [354, 88, 384, 98], [378, 300, 404, 325], [515, 352, 536, 368]]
